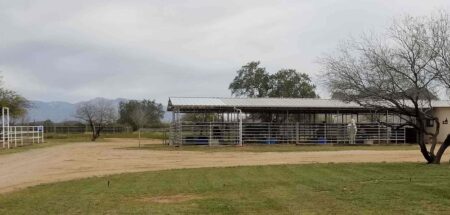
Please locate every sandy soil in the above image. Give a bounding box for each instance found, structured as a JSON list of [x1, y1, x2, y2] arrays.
[[0, 138, 447, 194]]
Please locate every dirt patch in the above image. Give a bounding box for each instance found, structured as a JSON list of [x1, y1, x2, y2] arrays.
[[0, 139, 448, 194], [136, 194, 203, 204]]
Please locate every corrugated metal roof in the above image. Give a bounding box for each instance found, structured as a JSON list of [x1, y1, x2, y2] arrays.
[[168, 97, 450, 111], [168, 97, 362, 110], [431, 100, 450, 107]]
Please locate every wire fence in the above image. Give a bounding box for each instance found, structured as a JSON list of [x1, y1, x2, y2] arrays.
[[43, 126, 132, 134]]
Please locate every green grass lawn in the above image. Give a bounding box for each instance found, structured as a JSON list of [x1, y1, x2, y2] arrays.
[[0, 133, 101, 156], [0, 132, 167, 156], [133, 143, 419, 153], [0, 137, 91, 156], [1, 163, 449, 214]]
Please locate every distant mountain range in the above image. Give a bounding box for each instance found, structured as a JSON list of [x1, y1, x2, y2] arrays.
[[26, 98, 171, 123]]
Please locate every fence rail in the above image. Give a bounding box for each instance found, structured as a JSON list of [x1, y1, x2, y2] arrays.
[[170, 122, 407, 145], [1, 126, 44, 148], [43, 126, 131, 134]]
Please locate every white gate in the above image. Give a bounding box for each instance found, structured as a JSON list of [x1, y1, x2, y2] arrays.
[[1, 107, 45, 149]]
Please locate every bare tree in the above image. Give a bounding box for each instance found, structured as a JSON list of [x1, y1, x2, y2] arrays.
[[130, 106, 148, 147], [320, 11, 450, 164], [76, 99, 118, 141]]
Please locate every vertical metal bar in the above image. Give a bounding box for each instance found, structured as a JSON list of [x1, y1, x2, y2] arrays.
[[170, 111, 175, 146], [209, 122, 212, 147], [378, 123, 381, 144], [21, 126, 24, 146], [178, 110, 182, 146], [2, 107, 4, 148], [404, 127, 406, 144], [32, 127, 35, 144], [42, 126, 44, 143], [395, 128, 398, 144], [239, 111, 243, 146], [324, 114, 327, 143], [14, 126, 17, 147], [296, 122, 299, 144], [6, 108, 9, 149], [37, 126, 41, 144]]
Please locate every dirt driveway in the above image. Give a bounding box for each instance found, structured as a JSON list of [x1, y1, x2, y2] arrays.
[[0, 139, 447, 194]]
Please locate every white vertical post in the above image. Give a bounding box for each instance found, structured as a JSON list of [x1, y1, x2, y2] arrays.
[[21, 126, 23, 146], [14, 126, 17, 147], [37, 126, 40, 144], [2, 107, 4, 148], [32, 127, 35, 144], [41, 126, 44, 143], [5, 108, 10, 149], [234, 108, 243, 147]]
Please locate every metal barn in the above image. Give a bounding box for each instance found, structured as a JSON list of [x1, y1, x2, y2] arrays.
[[167, 97, 411, 146]]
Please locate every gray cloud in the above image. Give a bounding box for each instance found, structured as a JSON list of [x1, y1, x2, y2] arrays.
[[0, 0, 449, 103]]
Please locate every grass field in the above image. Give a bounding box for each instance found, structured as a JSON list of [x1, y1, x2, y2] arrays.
[[1, 163, 449, 214], [0, 132, 167, 156]]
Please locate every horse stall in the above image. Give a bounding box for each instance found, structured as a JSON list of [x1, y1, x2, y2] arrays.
[[167, 97, 410, 146]]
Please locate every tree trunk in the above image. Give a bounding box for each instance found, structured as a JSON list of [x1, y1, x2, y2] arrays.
[[91, 123, 97, 142], [432, 134, 450, 164], [417, 120, 433, 163], [95, 127, 103, 141], [429, 118, 440, 160]]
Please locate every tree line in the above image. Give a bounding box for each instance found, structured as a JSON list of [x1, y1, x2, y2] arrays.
[[75, 99, 165, 141]]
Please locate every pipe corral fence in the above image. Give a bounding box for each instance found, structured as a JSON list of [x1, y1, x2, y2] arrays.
[[1, 107, 44, 149], [168, 97, 414, 146], [171, 122, 407, 146]]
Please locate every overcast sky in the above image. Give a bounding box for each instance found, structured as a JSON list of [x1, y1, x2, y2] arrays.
[[1, 0, 449, 104]]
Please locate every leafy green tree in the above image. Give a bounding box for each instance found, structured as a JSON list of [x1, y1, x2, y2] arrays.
[[229, 61, 271, 97], [269, 69, 318, 98], [229, 61, 318, 98], [0, 88, 30, 118], [118, 100, 164, 130]]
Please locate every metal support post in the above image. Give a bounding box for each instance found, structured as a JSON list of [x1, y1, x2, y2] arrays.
[[403, 127, 406, 144], [378, 124, 381, 144], [21, 127, 24, 146], [2, 108, 4, 148], [234, 108, 243, 146], [37, 127, 40, 144], [209, 122, 212, 147], [14, 126, 17, 147], [32, 127, 35, 144], [41, 126, 45, 143]]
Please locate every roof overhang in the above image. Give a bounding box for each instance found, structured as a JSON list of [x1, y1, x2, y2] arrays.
[[168, 97, 369, 113]]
